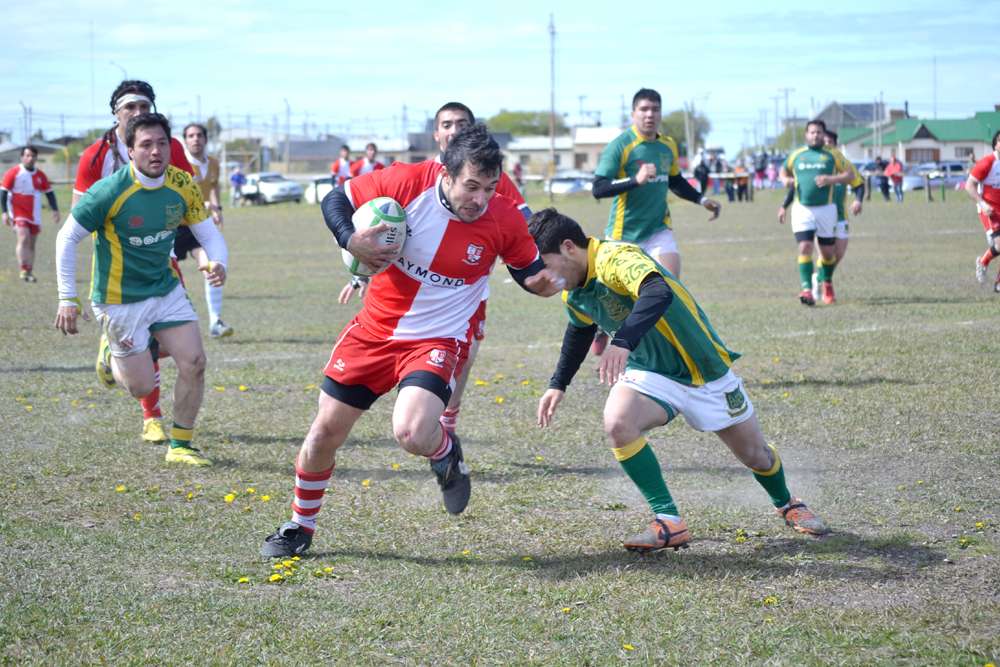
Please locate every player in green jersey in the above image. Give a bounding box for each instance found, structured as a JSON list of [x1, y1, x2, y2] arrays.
[[54, 113, 229, 467], [778, 119, 854, 306], [528, 208, 829, 552]]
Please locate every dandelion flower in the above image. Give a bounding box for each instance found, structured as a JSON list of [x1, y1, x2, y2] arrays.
[[282, 560, 295, 569], [975, 521, 985, 530], [186, 492, 194, 501], [954, 506, 963, 512], [238, 385, 248, 392], [521, 379, 531, 386], [361, 479, 371, 488], [762, 595, 779, 606], [494, 396, 505, 404], [304, 383, 317, 390], [391, 463, 401, 471], [534, 455, 544, 462], [115, 484, 127, 493], [474, 379, 489, 387], [245, 487, 256, 494], [24, 405, 33, 412], [269, 573, 283, 582], [623, 644, 635, 651], [260, 495, 271, 502], [522, 556, 533, 562], [133, 513, 142, 521], [214, 385, 226, 392], [237, 577, 249, 584], [323, 566, 334, 573], [561, 607, 571, 614], [461, 549, 472, 556], [291, 556, 301, 561], [272, 563, 284, 570], [224, 493, 237, 504], [781, 391, 790, 399]]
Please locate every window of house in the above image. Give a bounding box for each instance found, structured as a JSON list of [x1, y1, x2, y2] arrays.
[[955, 146, 974, 159], [518, 155, 530, 166]]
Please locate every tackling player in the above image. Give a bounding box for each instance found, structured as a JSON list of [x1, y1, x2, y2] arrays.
[[778, 119, 853, 306], [74, 80, 195, 444], [1, 146, 59, 282], [182, 122, 234, 338], [55, 113, 228, 467], [529, 208, 830, 552], [968, 131, 1000, 291], [260, 124, 563, 557]]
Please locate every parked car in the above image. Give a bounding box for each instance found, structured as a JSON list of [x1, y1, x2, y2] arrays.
[[900, 162, 969, 191], [241, 172, 303, 204], [304, 176, 335, 205], [544, 170, 594, 195]]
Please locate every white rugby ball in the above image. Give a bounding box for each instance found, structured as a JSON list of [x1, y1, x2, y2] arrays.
[[342, 196, 407, 277]]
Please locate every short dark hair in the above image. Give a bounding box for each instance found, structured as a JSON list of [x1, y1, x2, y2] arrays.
[[442, 123, 503, 179], [435, 102, 475, 127], [340, 144, 350, 153], [110, 80, 156, 113], [183, 123, 207, 138], [824, 129, 838, 144], [527, 208, 588, 254], [20, 145, 38, 157], [632, 88, 661, 109], [365, 142, 377, 152], [807, 118, 827, 132], [992, 130, 1000, 149], [125, 112, 171, 148]]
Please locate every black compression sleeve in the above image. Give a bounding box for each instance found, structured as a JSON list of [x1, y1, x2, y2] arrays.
[[320, 186, 357, 249], [0, 190, 7, 211], [782, 185, 795, 208], [45, 191, 58, 212], [610, 273, 673, 351], [853, 183, 865, 202], [549, 322, 598, 390], [592, 175, 638, 199], [507, 256, 546, 292], [668, 173, 703, 204]]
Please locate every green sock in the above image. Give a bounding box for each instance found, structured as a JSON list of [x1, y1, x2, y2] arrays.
[[751, 445, 792, 508], [797, 255, 814, 289], [170, 423, 194, 450], [613, 437, 678, 516], [817, 258, 837, 282]]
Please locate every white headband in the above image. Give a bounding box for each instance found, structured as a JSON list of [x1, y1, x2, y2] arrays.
[[114, 93, 152, 113]]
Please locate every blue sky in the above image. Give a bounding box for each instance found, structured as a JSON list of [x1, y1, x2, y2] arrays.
[[3, 0, 997, 155]]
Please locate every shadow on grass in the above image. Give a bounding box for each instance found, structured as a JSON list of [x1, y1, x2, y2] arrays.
[[746, 377, 911, 389], [0, 364, 91, 374], [858, 295, 981, 307], [213, 337, 329, 346], [308, 531, 946, 585]]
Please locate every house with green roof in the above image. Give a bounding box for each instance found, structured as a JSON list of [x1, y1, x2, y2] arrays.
[[838, 110, 1000, 163]]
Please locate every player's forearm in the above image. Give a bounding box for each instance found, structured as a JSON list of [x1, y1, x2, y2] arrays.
[[667, 173, 703, 204], [549, 322, 597, 391], [188, 218, 229, 267], [853, 183, 865, 203], [0, 189, 7, 211], [56, 216, 90, 302], [782, 185, 795, 208], [611, 274, 673, 351], [965, 178, 982, 203], [592, 175, 638, 199], [45, 191, 59, 213], [507, 256, 546, 292], [321, 186, 356, 249]]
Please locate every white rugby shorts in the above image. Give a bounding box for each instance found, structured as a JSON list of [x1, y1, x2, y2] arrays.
[[621, 368, 755, 432], [834, 219, 849, 240], [790, 202, 837, 239], [92, 283, 197, 357], [638, 227, 678, 259]]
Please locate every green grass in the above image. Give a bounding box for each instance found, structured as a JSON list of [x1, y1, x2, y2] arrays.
[[1, 186, 997, 665]]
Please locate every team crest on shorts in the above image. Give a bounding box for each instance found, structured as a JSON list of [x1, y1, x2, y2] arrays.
[[427, 349, 446, 368], [164, 203, 183, 230], [725, 387, 748, 417], [463, 244, 484, 265]]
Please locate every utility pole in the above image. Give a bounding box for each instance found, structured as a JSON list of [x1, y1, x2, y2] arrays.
[[932, 56, 938, 119], [682, 102, 693, 159], [284, 99, 291, 171], [196, 95, 201, 121], [770, 95, 781, 148], [548, 13, 556, 198], [620, 94, 627, 128], [401, 104, 408, 145]]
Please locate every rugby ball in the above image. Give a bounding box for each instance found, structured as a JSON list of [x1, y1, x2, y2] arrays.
[[341, 196, 407, 277]]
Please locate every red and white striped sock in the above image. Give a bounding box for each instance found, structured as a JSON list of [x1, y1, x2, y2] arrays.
[[291, 464, 333, 534], [428, 429, 453, 461], [439, 407, 460, 432], [140, 361, 162, 419]]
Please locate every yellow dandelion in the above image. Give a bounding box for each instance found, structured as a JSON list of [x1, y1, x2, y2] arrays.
[[24, 405, 33, 412], [86, 388, 93, 395], [282, 560, 295, 569], [958, 536, 972, 548], [132, 513, 142, 521], [916, 479, 924, 485], [781, 391, 790, 399], [115, 484, 127, 493], [461, 549, 472, 556], [269, 573, 283, 582], [87, 403, 96, 409], [237, 577, 249, 584], [735, 535, 747, 544], [772, 356, 780, 363], [186, 492, 194, 501], [493, 373, 505, 380], [323, 566, 334, 573], [975, 521, 985, 530], [953, 506, 963, 512], [304, 383, 317, 390], [238, 385, 248, 392], [522, 556, 533, 562], [534, 455, 544, 462], [313, 569, 325, 577], [361, 479, 371, 488], [224, 493, 237, 504], [71, 399, 81, 407], [391, 463, 401, 471], [561, 607, 571, 614], [622, 644, 635, 652], [762, 595, 779, 606], [494, 396, 505, 404], [260, 495, 271, 502], [272, 563, 284, 570], [245, 487, 256, 494], [291, 556, 301, 561], [214, 385, 226, 392], [521, 379, 531, 386], [896, 484, 906, 491], [15, 395, 25, 403], [474, 379, 489, 387]]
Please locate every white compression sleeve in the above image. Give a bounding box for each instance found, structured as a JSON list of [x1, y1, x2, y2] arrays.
[[55, 215, 92, 304], [187, 218, 229, 268]]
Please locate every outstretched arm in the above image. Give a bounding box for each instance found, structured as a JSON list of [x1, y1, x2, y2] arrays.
[[538, 321, 597, 427]]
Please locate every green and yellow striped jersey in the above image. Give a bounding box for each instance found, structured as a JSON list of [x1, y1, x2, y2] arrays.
[[595, 126, 681, 243], [562, 239, 739, 386], [71, 164, 207, 304], [829, 148, 863, 220], [784, 145, 852, 207]]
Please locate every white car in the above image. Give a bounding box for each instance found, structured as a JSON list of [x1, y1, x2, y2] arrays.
[[544, 170, 594, 195], [304, 176, 335, 205], [242, 172, 303, 205]]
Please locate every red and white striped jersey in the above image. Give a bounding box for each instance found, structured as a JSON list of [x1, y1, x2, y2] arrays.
[[1, 165, 51, 225], [971, 153, 1000, 209], [74, 135, 192, 195], [330, 158, 352, 185], [344, 161, 539, 341], [350, 158, 384, 178]]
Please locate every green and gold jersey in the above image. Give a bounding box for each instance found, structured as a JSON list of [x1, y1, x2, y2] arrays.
[[784, 145, 852, 207], [71, 164, 207, 304], [829, 148, 863, 220], [595, 126, 681, 243], [562, 238, 739, 386]]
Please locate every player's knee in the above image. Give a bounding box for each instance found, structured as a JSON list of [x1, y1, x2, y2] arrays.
[[303, 415, 344, 454], [125, 377, 155, 399], [392, 423, 425, 453], [176, 351, 207, 378], [603, 413, 639, 446]]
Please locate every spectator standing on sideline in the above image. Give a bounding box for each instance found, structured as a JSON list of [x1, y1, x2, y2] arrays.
[[229, 166, 246, 207], [885, 155, 904, 202]]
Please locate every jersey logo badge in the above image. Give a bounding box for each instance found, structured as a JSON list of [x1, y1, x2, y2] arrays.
[[128, 215, 144, 228], [463, 244, 484, 265], [427, 349, 446, 367], [164, 203, 183, 230], [725, 387, 748, 417], [333, 358, 346, 372]]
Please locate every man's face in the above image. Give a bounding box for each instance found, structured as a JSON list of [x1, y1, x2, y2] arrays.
[[129, 125, 170, 178], [20, 149, 37, 170], [806, 124, 825, 148], [540, 242, 584, 289], [433, 109, 472, 152], [340, 147, 349, 160], [366, 146, 377, 161], [823, 134, 835, 148], [115, 98, 152, 131], [184, 126, 206, 157], [631, 98, 662, 139], [441, 162, 498, 222]]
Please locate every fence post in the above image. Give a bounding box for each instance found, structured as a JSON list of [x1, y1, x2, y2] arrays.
[[925, 175, 933, 202]]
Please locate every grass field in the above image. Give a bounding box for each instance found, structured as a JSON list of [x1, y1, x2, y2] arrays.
[[1, 185, 998, 665]]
